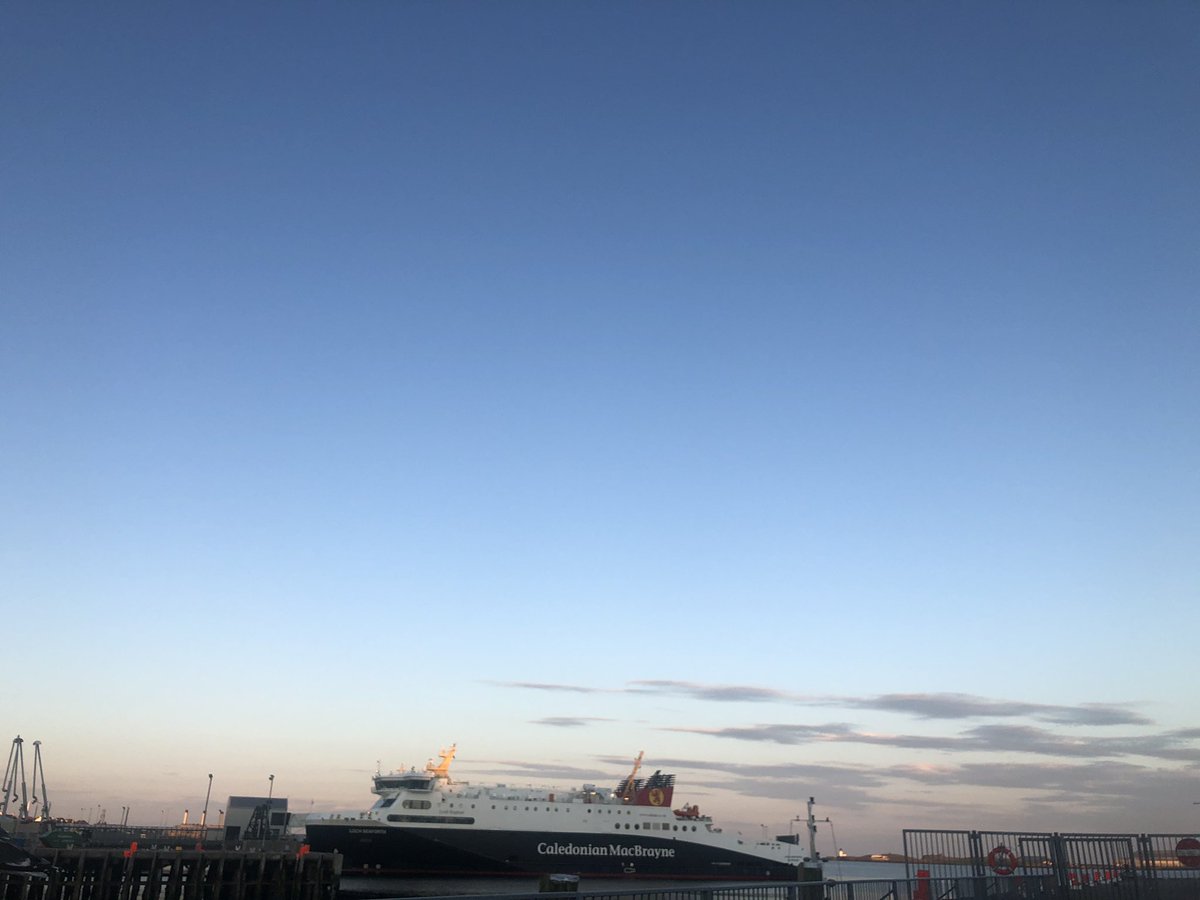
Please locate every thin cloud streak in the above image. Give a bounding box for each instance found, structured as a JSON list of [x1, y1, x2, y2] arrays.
[[494, 681, 606, 694], [470, 760, 622, 784], [670, 722, 1200, 763], [505, 680, 1152, 727], [849, 694, 1152, 727], [631, 681, 799, 704]]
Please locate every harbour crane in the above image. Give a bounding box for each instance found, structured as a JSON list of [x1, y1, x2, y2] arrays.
[[31, 741, 50, 819], [1, 736, 28, 819]]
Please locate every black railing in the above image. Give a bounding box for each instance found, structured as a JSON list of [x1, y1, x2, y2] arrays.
[[903, 828, 1200, 899], [369, 877, 1036, 900]]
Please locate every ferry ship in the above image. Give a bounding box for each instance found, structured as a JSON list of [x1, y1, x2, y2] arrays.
[[305, 747, 818, 880]]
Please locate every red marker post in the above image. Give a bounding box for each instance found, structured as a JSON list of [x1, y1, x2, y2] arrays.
[[914, 868, 931, 900]]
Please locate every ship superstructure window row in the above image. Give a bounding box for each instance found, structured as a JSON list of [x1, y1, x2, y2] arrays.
[[386, 814, 475, 825]]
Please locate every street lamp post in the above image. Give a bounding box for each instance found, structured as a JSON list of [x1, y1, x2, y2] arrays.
[[201, 774, 213, 828], [265, 775, 275, 845]]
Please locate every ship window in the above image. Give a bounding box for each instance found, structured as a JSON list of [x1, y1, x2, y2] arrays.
[[376, 798, 395, 808], [634, 824, 639, 830], [625, 823, 630, 830], [387, 814, 476, 825], [402, 800, 432, 810], [615, 824, 620, 830]]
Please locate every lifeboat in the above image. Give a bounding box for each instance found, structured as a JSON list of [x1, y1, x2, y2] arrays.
[[673, 804, 701, 818]]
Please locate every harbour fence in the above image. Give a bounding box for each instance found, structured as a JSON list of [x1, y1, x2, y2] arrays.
[[335, 879, 1040, 900], [902, 828, 1200, 899], [0, 848, 340, 900]]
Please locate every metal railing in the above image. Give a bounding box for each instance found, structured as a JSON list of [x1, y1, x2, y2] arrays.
[[374, 878, 1016, 900], [903, 828, 1200, 899]]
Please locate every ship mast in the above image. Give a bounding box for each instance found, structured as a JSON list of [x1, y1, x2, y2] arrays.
[[806, 797, 818, 862]]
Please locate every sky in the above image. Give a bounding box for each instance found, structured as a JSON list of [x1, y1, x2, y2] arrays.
[[1, 1, 1197, 854]]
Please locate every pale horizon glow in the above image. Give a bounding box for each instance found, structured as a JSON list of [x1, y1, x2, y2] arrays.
[[2, 2, 1197, 855]]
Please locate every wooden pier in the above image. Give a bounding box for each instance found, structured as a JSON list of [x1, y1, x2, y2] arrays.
[[0, 847, 340, 900]]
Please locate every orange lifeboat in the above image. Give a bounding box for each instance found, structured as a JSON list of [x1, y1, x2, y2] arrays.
[[673, 804, 701, 818]]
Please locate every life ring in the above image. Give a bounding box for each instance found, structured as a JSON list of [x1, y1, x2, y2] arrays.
[[987, 845, 1018, 876]]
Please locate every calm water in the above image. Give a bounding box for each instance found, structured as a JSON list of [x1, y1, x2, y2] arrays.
[[339, 861, 915, 897]]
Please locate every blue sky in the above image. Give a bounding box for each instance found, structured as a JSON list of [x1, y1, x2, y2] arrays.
[[2, 2, 1197, 851]]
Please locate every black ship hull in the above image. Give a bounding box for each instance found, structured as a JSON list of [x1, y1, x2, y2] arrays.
[[305, 822, 801, 881]]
